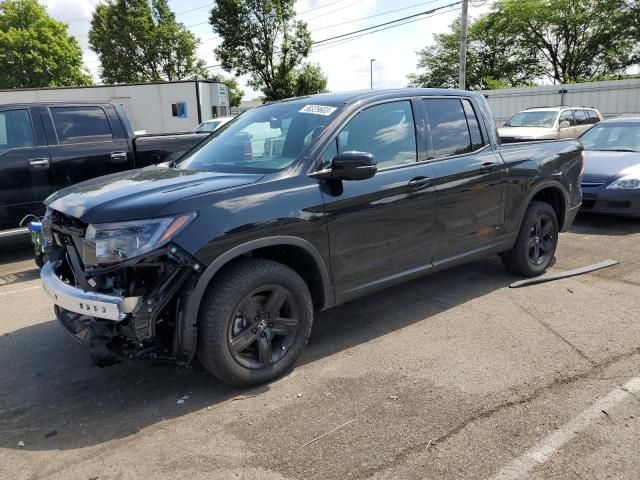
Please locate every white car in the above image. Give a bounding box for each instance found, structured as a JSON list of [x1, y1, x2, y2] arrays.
[[499, 107, 603, 143], [193, 116, 234, 133]]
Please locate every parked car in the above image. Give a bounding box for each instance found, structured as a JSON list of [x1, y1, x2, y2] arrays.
[[193, 116, 234, 133], [0, 101, 208, 249], [579, 116, 640, 217], [499, 106, 603, 143], [39, 89, 583, 386]]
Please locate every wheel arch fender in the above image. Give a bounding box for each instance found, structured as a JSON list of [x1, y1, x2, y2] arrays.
[[177, 236, 334, 362], [516, 180, 570, 233]]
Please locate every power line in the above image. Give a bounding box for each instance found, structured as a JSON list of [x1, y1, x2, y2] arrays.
[[312, 0, 446, 32], [309, 6, 459, 53], [312, 1, 462, 46]]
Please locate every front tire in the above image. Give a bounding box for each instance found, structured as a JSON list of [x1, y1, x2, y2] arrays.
[[197, 258, 313, 387], [502, 201, 559, 276]]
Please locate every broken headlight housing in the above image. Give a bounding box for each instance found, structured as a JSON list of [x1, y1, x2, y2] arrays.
[[81, 213, 196, 265]]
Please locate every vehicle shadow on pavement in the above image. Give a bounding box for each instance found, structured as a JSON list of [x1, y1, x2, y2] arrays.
[[571, 213, 640, 236], [0, 256, 516, 452]]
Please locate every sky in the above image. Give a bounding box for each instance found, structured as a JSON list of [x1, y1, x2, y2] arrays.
[[39, 0, 494, 100]]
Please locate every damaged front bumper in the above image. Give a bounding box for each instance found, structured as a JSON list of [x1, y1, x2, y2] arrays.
[[42, 261, 141, 321]]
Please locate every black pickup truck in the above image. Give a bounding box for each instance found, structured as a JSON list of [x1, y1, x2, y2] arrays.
[[40, 89, 583, 386], [0, 101, 207, 233]]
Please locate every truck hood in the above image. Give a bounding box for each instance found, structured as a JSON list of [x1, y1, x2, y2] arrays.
[[498, 126, 558, 139], [46, 166, 263, 224], [582, 150, 640, 184]]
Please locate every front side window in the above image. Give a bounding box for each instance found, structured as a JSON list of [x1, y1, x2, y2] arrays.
[[0, 109, 34, 151], [337, 101, 417, 169], [179, 101, 341, 173], [424, 98, 473, 158], [51, 106, 113, 144], [559, 110, 575, 127]]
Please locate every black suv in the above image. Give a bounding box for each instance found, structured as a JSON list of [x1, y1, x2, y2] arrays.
[[40, 89, 583, 386]]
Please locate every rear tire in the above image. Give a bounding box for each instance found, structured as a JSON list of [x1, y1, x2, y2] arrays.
[[197, 258, 313, 387], [502, 201, 559, 277]]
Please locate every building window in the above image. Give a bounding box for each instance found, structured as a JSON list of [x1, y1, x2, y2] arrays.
[[171, 102, 188, 118]]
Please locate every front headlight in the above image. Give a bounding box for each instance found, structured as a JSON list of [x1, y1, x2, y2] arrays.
[[606, 176, 640, 190], [82, 213, 196, 265]]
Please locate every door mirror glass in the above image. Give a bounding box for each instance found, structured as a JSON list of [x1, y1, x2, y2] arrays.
[[311, 151, 377, 181], [559, 120, 570, 129]]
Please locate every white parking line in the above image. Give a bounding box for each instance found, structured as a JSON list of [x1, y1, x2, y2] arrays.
[[489, 376, 640, 480], [0, 285, 41, 296]]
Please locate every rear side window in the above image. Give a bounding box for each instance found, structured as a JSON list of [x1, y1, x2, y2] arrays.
[[586, 110, 600, 124], [0, 109, 34, 150], [574, 110, 589, 126], [424, 98, 473, 158], [462, 99, 485, 151], [338, 100, 417, 168], [51, 106, 113, 144]]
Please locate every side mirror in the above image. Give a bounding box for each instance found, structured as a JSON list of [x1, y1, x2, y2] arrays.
[[310, 151, 377, 181], [559, 120, 570, 129]]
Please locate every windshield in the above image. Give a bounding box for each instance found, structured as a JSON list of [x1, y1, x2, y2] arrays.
[[179, 101, 340, 173], [504, 111, 558, 128], [580, 122, 640, 152]]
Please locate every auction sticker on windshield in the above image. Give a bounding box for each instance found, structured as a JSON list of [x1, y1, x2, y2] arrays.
[[299, 105, 337, 116]]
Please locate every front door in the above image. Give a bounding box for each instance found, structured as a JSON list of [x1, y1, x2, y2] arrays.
[[422, 97, 505, 264], [0, 107, 53, 229], [558, 110, 578, 138], [318, 100, 436, 302]]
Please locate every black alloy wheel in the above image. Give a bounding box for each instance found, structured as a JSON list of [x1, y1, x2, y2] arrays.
[[502, 200, 559, 276], [527, 214, 555, 266], [228, 285, 300, 369], [197, 258, 313, 387]]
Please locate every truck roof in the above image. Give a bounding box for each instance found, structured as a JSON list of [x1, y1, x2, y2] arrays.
[[264, 88, 483, 107], [0, 100, 118, 108]]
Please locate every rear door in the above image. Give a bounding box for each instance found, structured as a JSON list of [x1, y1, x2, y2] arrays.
[[0, 106, 53, 229], [574, 109, 594, 136], [424, 97, 505, 264], [45, 104, 131, 191], [319, 99, 436, 301]]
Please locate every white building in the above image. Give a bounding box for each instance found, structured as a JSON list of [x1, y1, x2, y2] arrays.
[[0, 80, 230, 133]]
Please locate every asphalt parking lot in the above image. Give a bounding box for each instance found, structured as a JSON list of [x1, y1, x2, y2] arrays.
[[0, 214, 638, 480]]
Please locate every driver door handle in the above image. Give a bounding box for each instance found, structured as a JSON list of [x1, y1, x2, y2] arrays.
[[29, 158, 50, 168], [408, 176, 431, 188], [480, 161, 499, 172], [110, 151, 128, 162]]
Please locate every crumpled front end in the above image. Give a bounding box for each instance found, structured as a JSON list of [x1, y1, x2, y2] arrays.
[[41, 209, 202, 365]]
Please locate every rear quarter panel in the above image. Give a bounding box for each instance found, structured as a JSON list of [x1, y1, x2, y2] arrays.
[[498, 139, 583, 234]]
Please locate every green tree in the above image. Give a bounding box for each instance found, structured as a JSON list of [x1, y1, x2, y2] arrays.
[[492, 0, 636, 84], [0, 0, 92, 88], [409, 0, 639, 89], [209, 0, 313, 101], [293, 63, 328, 96], [206, 73, 245, 107], [89, 0, 207, 83]]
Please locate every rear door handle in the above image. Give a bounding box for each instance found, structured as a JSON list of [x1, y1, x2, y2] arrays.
[[29, 158, 50, 169], [480, 161, 499, 172], [110, 151, 128, 162], [408, 176, 431, 188]]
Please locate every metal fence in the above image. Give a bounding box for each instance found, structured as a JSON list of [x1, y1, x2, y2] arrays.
[[482, 78, 640, 126]]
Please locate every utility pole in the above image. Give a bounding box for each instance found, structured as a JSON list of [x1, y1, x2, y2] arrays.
[[370, 58, 376, 89], [458, 0, 469, 90]]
